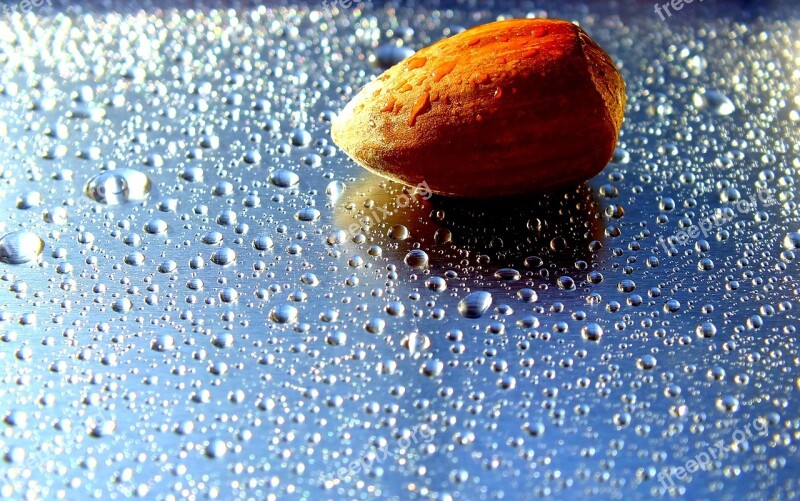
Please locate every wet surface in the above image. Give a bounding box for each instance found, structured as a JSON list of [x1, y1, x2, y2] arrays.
[[0, 1, 799, 499]]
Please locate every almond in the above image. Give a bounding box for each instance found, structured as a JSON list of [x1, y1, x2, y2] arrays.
[[331, 19, 626, 198]]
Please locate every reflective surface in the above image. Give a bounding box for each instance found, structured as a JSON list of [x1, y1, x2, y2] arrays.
[[0, 1, 799, 499]]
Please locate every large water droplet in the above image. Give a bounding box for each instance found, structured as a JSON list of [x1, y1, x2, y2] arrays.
[[782, 232, 800, 250], [458, 291, 492, 319], [270, 304, 298, 324], [270, 169, 300, 188], [494, 268, 521, 281], [404, 249, 429, 268], [693, 89, 735, 116], [0, 231, 44, 264], [210, 247, 237, 266], [581, 323, 604, 342], [420, 359, 444, 377], [295, 208, 321, 222], [326, 181, 346, 199], [151, 334, 175, 352], [388, 224, 410, 240], [85, 168, 152, 205]]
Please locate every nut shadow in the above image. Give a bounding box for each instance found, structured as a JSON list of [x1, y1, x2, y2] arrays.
[[331, 175, 608, 278]]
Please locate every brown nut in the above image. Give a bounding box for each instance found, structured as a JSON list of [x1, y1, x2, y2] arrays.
[[332, 19, 626, 198]]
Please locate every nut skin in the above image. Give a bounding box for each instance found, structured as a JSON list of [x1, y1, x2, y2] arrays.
[[331, 19, 626, 198]]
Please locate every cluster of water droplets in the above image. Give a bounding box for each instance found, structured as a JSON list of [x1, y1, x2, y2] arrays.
[[0, 1, 797, 500]]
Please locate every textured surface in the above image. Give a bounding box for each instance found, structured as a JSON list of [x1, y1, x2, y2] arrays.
[[0, 1, 799, 499]]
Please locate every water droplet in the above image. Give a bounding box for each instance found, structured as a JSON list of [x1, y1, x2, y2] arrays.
[[696, 321, 717, 338], [85, 169, 152, 205], [243, 149, 262, 164], [295, 208, 321, 222], [388, 224, 410, 240], [0, 231, 44, 264], [180, 166, 204, 183], [698, 258, 715, 271], [143, 219, 168, 235], [325, 331, 347, 346], [210, 247, 237, 266], [16, 191, 42, 209], [269, 169, 300, 188], [557, 276, 575, 290], [365, 318, 386, 334], [524, 256, 543, 268], [404, 249, 429, 268], [458, 291, 492, 319], [425, 276, 447, 291], [402, 332, 431, 353], [205, 439, 228, 459], [783, 232, 800, 250], [112, 298, 133, 313], [151, 334, 175, 351], [523, 421, 545, 437], [326, 180, 346, 199], [716, 395, 740, 413], [517, 288, 537, 302], [290, 129, 312, 147], [270, 304, 298, 324], [693, 89, 735, 116], [88, 417, 116, 438], [494, 268, 520, 281], [420, 359, 444, 377], [253, 235, 274, 250], [611, 147, 630, 164], [581, 323, 604, 341], [385, 301, 405, 316], [637, 355, 657, 370]]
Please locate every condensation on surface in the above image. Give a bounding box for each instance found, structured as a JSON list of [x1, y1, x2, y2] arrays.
[[0, 1, 798, 499]]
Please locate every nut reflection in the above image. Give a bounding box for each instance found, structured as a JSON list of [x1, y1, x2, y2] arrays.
[[331, 174, 607, 285]]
